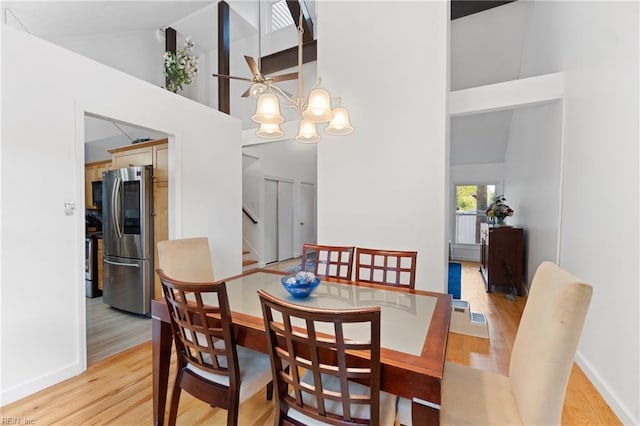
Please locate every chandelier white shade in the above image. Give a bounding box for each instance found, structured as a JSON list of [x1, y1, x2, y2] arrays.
[[250, 11, 353, 143], [257, 122, 284, 138], [326, 106, 353, 135], [302, 88, 333, 122], [251, 93, 284, 124], [295, 119, 320, 143]]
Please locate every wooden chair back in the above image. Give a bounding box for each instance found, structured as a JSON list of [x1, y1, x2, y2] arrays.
[[258, 289, 382, 425], [355, 248, 417, 289], [157, 270, 240, 425], [301, 243, 355, 280]]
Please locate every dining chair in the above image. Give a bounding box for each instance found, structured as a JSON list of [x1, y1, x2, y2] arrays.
[[301, 243, 355, 280], [397, 261, 593, 425], [355, 248, 417, 289], [157, 270, 273, 426], [258, 289, 398, 425], [157, 237, 215, 282]]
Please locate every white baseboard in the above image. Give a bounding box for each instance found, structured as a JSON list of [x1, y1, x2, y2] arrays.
[[574, 350, 637, 425], [1, 362, 83, 406]]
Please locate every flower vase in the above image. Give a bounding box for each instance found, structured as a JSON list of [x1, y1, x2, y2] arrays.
[[496, 217, 506, 226]]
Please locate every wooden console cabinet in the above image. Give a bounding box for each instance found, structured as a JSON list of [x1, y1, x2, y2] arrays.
[[480, 223, 524, 295]]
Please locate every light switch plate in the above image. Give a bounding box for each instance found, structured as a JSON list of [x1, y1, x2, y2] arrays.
[[64, 202, 76, 216]]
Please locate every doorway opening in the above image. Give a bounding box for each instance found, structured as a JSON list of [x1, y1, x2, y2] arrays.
[[84, 113, 167, 365]]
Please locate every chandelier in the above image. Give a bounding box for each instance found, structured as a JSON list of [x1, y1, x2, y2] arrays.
[[250, 12, 353, 143]]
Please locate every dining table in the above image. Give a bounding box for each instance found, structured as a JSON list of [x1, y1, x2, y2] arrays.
[[151, 268, 452, 425]]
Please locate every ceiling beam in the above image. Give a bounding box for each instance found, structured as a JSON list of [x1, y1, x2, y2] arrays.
[[285, 0, 313, 42], [218, 1, 230, 114], [260, 39, 317, 76], [164, 27, 176, 90], [287, 0, 313, 43], [451, 1, 516, 20]]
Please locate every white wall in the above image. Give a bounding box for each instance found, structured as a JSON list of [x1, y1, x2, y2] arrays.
[[503, 101, 562, 288], [450, 162, 504, 186], [518, 2, 639, 423], [56, 30, 165, 89], [1, 27, 242, 404], [316, 1, 448, 292], [242, 141, 317, 262]]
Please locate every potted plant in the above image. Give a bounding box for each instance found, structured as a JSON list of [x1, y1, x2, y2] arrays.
[[163, 37, 199, 93], [486, 195, 514, 226]]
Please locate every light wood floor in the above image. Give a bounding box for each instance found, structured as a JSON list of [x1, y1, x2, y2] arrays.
[[86, 296, 151, 365], [2, 261, 620, 425]]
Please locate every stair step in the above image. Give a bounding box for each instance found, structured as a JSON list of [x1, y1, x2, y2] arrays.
[[242, 259, 258, 267], [242, 250, 250, 255]]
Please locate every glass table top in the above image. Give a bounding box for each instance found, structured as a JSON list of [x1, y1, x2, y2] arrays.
[[221, 272, 437, 356]]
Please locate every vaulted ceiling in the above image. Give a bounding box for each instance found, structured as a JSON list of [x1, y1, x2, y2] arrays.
[[3, 1, 528, 165]]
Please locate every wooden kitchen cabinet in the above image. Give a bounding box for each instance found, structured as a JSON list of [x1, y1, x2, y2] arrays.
[[109, 138, 168, 180], [97, 238, 104, 290], [480, 223, 524, 295], [109, 138, 169, 299], [112, 150, 152, 169], [153, 144, 168, 182], [153, 181, 168, 298], [84, 159, 112, 208]]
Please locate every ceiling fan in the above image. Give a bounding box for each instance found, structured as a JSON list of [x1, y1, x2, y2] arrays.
[[212, 55, 298, 98]]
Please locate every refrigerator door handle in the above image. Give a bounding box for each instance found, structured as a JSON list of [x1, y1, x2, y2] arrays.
[[112, 177, 123, 239], [104, 259, 140, 268]]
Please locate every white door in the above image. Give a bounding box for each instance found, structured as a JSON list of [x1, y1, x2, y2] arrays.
[[300, 182, 316, 246], [264, 179, 278, 264], [277, 181, 294, 261], [264, 178, 294, 264]]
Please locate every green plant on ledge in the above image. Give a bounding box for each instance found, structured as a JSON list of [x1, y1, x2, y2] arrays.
[[163, 37, 199, 93]]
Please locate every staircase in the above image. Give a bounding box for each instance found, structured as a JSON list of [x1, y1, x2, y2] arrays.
[[242, 250, 258, 271], [450, 299, 490, 339]]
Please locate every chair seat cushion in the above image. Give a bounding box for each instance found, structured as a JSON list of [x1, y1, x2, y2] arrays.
[[185, 345, 272, 403], [287, 370, 398, 425], [440, 362, 522, 426]]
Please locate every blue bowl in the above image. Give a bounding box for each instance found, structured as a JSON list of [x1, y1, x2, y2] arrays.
[[281, 274, 321, 299]]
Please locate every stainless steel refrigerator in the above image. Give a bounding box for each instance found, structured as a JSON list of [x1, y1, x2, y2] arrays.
[[102, 166, 153, 315]]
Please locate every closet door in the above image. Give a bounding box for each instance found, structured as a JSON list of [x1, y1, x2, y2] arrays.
[[264, 179, 278, 264], [277, 181, 293, 261]]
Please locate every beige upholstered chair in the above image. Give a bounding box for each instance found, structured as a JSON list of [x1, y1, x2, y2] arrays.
[[157, 237, 214, 282], [398, 261, 593, 425]]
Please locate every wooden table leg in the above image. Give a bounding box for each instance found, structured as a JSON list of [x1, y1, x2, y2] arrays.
[[152, 314, 172, 426], [412, 400, 440, 425]]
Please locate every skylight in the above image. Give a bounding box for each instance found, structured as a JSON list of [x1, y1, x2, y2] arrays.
[[269, 0, 294, 32]]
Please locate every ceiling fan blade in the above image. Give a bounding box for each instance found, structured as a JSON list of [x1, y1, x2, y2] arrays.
[[241, 87, 252, 98], [244, 55, 263, 80], [268, 72, 299, 83], [211, 73, 253, 82]]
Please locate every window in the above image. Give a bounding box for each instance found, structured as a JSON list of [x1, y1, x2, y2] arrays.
[[269, 0, 294, 32], [455, 184, 495, 244]]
